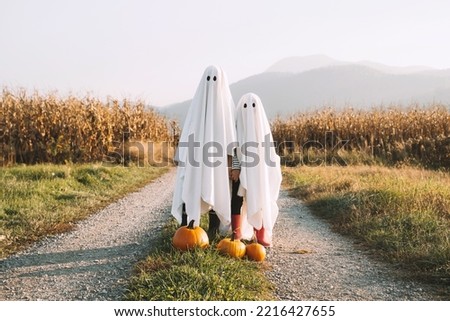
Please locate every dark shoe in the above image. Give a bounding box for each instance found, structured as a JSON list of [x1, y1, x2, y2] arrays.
[[181, 204, 188, 226], [207, 211, 220, 240]]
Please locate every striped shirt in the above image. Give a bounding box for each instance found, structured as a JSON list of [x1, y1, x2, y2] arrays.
[[231, 150, 241, 170]]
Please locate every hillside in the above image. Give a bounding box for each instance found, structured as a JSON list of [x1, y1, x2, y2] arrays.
[[158, 56, 450, 123], [266, 55, 433, 75]]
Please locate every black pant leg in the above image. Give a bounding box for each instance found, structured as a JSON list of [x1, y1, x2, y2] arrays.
[[231, 179, 243, 214]]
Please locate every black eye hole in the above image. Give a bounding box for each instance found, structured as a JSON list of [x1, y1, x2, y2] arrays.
[[206, 76, 210, 81], [243, 103, 247, 108], [213, 76, 217, 81], [252, 103, 256, 108]]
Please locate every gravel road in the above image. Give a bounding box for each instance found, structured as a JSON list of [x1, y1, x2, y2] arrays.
[[265, 191, 447, 300], [0, 169, 176, 300], [1, 169, 446, 300]]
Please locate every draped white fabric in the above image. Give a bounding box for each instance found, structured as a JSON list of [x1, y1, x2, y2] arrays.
[[235, 93, 282, 243], [171, 66, 236, 227]]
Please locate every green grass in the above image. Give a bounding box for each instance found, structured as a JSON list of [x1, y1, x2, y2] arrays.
[[283, 165, 450, 282], [1, 163, 273, 301], [125, 216, 274, 301], [0, 163, 168, 258]]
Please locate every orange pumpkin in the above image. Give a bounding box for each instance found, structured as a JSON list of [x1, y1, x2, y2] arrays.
[[217, 234, 246, 259], [172, 219, 209, 251], [216, 237, 231, 254], [246, 242, 266, 261]]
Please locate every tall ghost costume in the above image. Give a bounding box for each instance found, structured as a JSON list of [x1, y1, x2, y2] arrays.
[[171, 66, 236, 231], [235, 93, 282, 246]]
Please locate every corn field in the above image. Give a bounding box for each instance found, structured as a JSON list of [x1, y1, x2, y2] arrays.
[[0, 89, 178, 165], [271, 106, 450, 168]]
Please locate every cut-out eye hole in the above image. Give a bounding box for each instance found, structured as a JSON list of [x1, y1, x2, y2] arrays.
[[243, 103, 247, 108], [206, 76, 210, 81], [213, 76, 217, 81], [252, 103, 256, 108]]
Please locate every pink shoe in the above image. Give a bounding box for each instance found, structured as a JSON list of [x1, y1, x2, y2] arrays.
[[254, 227, 272, 247], [231, 214, 242, 240]]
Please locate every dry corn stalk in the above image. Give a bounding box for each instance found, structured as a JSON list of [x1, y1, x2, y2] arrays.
[[271, 105, 450, 168], [1, 88, 176, 165]]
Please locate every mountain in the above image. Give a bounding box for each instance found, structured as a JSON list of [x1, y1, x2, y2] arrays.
[[267, 54, 434, 75], [231, 65, 450, 118], [355, 60, 432, 75], [266, 55, 347, 73], [158, 56, 450, 123]]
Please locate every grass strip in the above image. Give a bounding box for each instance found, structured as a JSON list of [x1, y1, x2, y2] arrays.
[[283, 165, 450, 283], [125, 217, 274, 301], [0, 163, 168, 258]]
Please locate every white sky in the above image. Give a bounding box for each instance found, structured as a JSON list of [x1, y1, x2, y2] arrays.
[[1, 0, 450, 106]]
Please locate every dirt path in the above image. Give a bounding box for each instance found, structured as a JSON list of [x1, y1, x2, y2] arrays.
[[0, 169, 176, 300], [0, 169, 445, 300], [265, 191, 445, 300]]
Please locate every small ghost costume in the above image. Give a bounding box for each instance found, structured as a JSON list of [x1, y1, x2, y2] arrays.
[[171, 66, 236, 227], [235, 93, 282, 244]]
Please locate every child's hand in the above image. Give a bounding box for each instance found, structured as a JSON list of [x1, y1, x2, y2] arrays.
[[230, 169, 240, 182]]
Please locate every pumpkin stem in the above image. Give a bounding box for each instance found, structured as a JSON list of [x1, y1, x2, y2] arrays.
[[231, 232, 235, 242], [187, 219, 195, 229]]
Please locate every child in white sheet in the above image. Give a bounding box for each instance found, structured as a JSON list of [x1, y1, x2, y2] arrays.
[[233, 93, 282, 247], [171, 66, 236, 240]]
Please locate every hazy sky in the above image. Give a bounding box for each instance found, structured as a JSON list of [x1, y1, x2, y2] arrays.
[[1, 0, 450, 106]]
